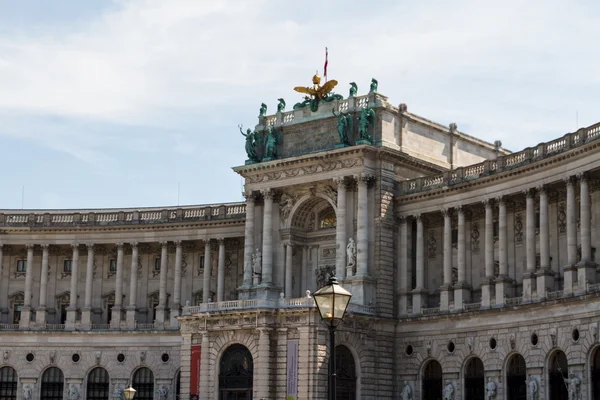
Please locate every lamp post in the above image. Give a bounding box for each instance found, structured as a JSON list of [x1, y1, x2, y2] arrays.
[[313, 276, 352, 400], [123, 385, 136, 400]]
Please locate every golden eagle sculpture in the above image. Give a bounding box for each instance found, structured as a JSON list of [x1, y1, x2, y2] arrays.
[[293, 72, 342, 112]]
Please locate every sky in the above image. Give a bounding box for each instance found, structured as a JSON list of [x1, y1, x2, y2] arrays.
[[0, 0, 599, 210]]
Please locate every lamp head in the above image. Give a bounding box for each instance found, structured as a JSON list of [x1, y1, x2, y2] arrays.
[[123, 385, 136, 400], [313, 276, 352, 324]]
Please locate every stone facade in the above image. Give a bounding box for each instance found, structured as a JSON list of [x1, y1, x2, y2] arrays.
[[0, 89, 600, 399]]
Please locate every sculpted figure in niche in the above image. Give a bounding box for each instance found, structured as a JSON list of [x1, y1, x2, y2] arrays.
[[528, 376, 538, 400], [564, 372, 580, 400], [400, 381, 412, 400], [68, 384, 81, 400], [346, 238, 356, 269], [23, 385, 33, 400], [280, 194, 295, 221], [486, 377, 497, 400], [443, 380, 454, 400], [158, 385, 169, 400], [252, 249, 262, 277], [332, 108, 352, 146]]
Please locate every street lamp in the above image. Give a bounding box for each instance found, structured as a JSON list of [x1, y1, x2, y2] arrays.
[[313, 276, 352, 400], [123, 385, 136, 400]]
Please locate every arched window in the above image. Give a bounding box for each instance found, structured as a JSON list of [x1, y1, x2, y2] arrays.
[[506, 354, 526, 400], [41, 367, 64, 400], [336, 345, 356, 400], [319, 208, 337, 229], [464, 357, 484, 400], [0, 366, 18, 399], [592, 347, 600, 399], [549, 350, 568, 399], [87, 367, 109, 400], [132, 368, 154, 400], [219, 344, 253, 400], [422, 360, 442, 400]]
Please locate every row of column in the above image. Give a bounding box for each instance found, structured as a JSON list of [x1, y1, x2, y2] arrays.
[[399, 173, 595, 315], [7, 238, 229, 330]]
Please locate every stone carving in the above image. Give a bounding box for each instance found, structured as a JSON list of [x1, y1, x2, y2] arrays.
[[277, 98, 286, 113], [322, 185, 338, 206], [349, 82, 358, 97], [399, 103, 408, 113], [113, 384, 124, 400], [23, 384, 33, 400], [158, 385, 169, 400], [316, 265, 335, 289], [67, 383, 81, 400], [346, 238, 357, 271], [467, 337, 473, 353], [332, 108, 352, 146], [49, 350, 56, 364], [486, 377, 497, 400], [443, 380, 454, 400], [358, 107, 375, 143], [369, 78, 378, 93], [322, 248, 336, 259], [182, 253, 188, 278], [510, 334, 516, 350], [528, 376, 538, 400], [95, 351, 101, 365], [515, 213, 523, 242], [565, 372, 580, 400], [3, 350, 8, 361], [550, 329, 557, 347], [426, 341, 432, 356], [471, 221, 480, 251], [280, 193, 296, 221], [140, 350, 146, 364], [400, 381, 412, 400], [558, 202, 566, 233], [428, 230, 436, 259], [259, 103, 267, 117], [263, 125, 279, 161], [252, 249, 262, 278]]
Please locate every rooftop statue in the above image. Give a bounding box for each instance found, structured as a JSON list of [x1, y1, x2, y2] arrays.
[[349, 82, 358, 97], [332, 108, 352, 146], [259, 103, 267, 117], [358, 107, 376, 144], [263, 125, 280, 161], [239, 125, 259, 163], [293, 72, 343, 112], [370, 78, 378, 93], [277, 98, 286, 113]]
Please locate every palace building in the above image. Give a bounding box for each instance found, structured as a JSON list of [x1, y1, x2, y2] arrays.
[[1, 77, 600, 399]]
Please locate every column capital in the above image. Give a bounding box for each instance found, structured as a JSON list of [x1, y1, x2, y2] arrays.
[[354, 173, 375, 185], [216, 238, 225, 245], [536, 184, 547, 193], [413, 213, 422, 221], [204, 237, 212, 245], [71, 243, 80, 250], [244, 191, 257, 202], [396, 215, 407, 224], [523, 188, 535, 198], [495, 195, 505, 205], [577, 171, 588, 181], [441, 208, 451, 218], [261, 188, 273, 200], [456, 205, 465, 215], [333, 176, 347, 188], [482, 198, 493, 208], [283, 240, 292, 247], [130, 242, 138, 249], [41, 244, 50, 250], [160, 241, 168, 248], [115, 243, 124, 250], [174, 240, 182, 248], [563, 175, 575, 185], [26, 244, 34, 250], [85, 243, 94, 251]]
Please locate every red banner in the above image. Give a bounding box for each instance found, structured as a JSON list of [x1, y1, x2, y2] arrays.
[[190, 345, 201, 397]]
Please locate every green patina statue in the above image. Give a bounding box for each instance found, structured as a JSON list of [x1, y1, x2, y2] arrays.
[[277, 98, 286, 113], [358, 107, 376, 143], [239, 125, 259, 162], [259, 103, 268, 117], [332, 108, 352, 146], [263, 125, 280, 161], [369, 78, 378, 93], [349, 82, 358, 97]]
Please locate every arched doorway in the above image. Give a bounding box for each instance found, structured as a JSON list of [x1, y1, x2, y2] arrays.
[[175, 371, 181, 400], [41, 367, 64, 400], [464, 357, 485, 400], [0, 366, 18, 399], [336, 345, 357, 400], [422, 360, 442, 400], [87, 367, 109, 400], [219, 344, 253, 400], [549, 350, 568, 400], [506, 354, 526, 400], [592, 347, 600, 399], [132, 367, 154, 400]]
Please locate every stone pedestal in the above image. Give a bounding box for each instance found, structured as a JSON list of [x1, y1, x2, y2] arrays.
[[563, 265, 577, 293], [154, 306, 167, 329], [125, 306, 136, 330], [494, 277, 512, 307], [170, 306, 180, 328], [110, 306, 122, 329], [348, 276, 375, 306], [237, 285, 283, 300], [522, 272, 535, 302], [481, 279, 493, 308], [65, 307, 77, 331], [35, 307, 47, 328], [439, 286, 452, 312], [411, 288, 427, 315], [80, 307, 92, 330], [398, 291, 409, 316], [453, 283, 471, 309], [577, 261, 597, 293], [19, 307, 32, 330], [535, 269, 555, 300]]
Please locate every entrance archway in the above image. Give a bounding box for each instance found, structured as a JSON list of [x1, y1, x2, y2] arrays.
[[336, 345, 356, 400], [219, 344, 253, 400], [422, 360, 442, 400], [464, 357, 484, 400], [506, 354, 526, 400], [592, 347, 600, 399], [0, 366, 17, 399], [548, 350, 568, 400]]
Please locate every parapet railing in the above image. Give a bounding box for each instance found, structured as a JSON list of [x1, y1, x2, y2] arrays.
[[0, 202, 246, 228], [183, 297, 377, 316], [402, 122, 600, 194]]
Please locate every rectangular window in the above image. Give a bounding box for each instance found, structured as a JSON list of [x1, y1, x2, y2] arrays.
[[493, 221, 499, 238], [154, 257, 161, 272], [16, 260, 27, 273], [451, 229, 458, 247], [109, 259, 117, 272], [63, 260, 72, 273]]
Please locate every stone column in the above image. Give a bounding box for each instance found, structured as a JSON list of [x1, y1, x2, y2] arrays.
[[536, 186, 554, 299], [110, 243, 124, 329], [482, 200, 494, 308], [564, 177, 578, 292], [454, 207, 471, 307], [334, 177, 347, 279], [302, 246, 309, 293], [261, 189, 274, 285], [171, 240, 183, 326], [20, 244, 34, 329], [285, 242, 293, 298], [242, 193, 255, 287], [440, 209, 452, 312], [155, 241, 169, 326], [412, 214, 426, 314], [495, 197, 511, 306], [198, 332, 210, 397], [65, 243, 80, 329], [577, 173, 596, 289], [202, 239, 212, 303], [126, 243, 138, 329], [523, 189, 536, 301], [255, 328, 273, 399], [398, 217, 409, 316], [35, 244, 50, 327], [355, 174, 370, 277], [216, 238, 225, 302]]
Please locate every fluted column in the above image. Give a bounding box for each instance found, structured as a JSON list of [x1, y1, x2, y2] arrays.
[[35, 244, 50, 327], [81, 244, 94, 329], [217, 239, 225, 302], [440, 209, 452, 312], [398, 217, 409, 316], [495, 197, 511, 306], [173, 241, 183, 310], [155, 241, 169, 326], [482, 200, 494, 308], [110, 243, 124, 328], [202, 240, 212, 303], [285, 242, 293, 298], [126, 243, 138, 329], [356, 174, 370, 277], [66, 243, 80, 329], [20, 244, 34, 329], [412, 214, 426, 314], [261, 189, 274, 285], [523, 189, 536, 301], [564, 177, 577, 293], [577, 173, 596, 288], [536, 186, 554, 299], [454, 206, 471, 306], [334, 177, 347, 279], [242, 193, 255, 287]]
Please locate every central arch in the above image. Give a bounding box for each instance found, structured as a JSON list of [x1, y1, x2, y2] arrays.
[[592, 347, 600, 399], [464, 357, 484, 400], [548, 350, 568, 400], [506, 354, 526, 400], [219, 344, 253, 400], [422, 360, 442, 400]]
